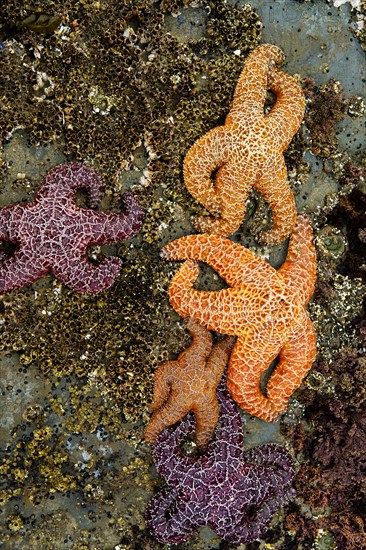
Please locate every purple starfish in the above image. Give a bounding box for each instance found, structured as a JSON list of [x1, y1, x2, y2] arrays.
[[146, 375, 295, 545], [0, 162, 143, 294]]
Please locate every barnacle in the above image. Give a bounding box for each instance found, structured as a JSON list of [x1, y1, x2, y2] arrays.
[[316, 225, 348, 259]]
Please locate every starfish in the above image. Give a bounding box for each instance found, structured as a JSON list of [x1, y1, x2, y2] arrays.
[[144, 318, 235, 448], [0, 162, 143, 294], [162, 214, 316, 422], [184, 43, 305, 245], [146, 375, 295, 545]]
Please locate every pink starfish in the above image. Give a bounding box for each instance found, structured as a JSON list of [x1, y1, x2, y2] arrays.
[[0, 162, 143, 294]]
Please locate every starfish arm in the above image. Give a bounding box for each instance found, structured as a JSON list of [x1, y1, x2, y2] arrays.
[[146, 488, 198, 545], [227, 332, 283, 422], [278, 214, 316, 305], [230, 44, 284, 117], [266, 67, 305, 151], [166, 260, 238, 334], [243, 443, 295, 486], [0, 206, 15, 237], [184, 126, 229, 217], [266, 314, 316, 412], [0, 216, 7, 241], [81, 193, 143, 243], [153, 412, 197, 481], [206, 336, 236, 386], [193, 164, 252, 236], [114, 192, 144, 238], [183, 317, 213, 362], [235, 462, 292, 506], [222, 488, 295, 545], [193, 397, 219, 448], [52, 253, 122, 294], [208, 375, 244, 458], [254, 156, 297, 246], [144, 396, 191, 446], [148, 361, 175, 412], [0, 252, 49, 294], [37, 162, 104, 206], [162, 233, 259, 287]]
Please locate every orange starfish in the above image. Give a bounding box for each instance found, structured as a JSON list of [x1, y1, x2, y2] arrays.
[[162, 215, 316, 422], [144, 318, 235, 448], [184, 43, 305, 245]]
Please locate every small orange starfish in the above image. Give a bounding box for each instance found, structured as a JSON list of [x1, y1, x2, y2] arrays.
[[162, 215, 316, 422], [184, 44, 305, 245], [144, 318, 235, 448]]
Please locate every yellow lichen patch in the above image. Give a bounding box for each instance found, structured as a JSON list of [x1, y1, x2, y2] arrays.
[[66, 399, 101, 433], [7, 514, 24, 531], [0, 374, 154, 523], [0, 490, 10, 506]]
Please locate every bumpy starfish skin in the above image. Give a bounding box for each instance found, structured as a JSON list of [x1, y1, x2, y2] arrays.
[[146, 376, 295, 545], [144, 318, 235, 448], [162, 215, 316, 422], [184, 43, 305, 244], [0, 162, 143, 294]]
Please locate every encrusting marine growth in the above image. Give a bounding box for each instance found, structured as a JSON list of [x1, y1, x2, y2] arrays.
[[144, 318, 235, 448], [162, 214, 317, 422], [146, 374, 295, 545], [184, 43, 305, 244], [0, 162, 143, 294]]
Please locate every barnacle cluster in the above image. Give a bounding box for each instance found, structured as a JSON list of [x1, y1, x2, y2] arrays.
[[315, 225, 348, 260], [0, 252, 186, 420], [0, 1, 261, 191], [309, 271, 365, 361]]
